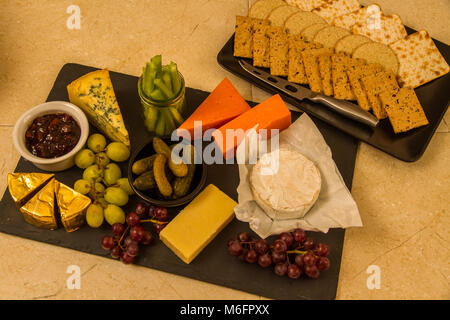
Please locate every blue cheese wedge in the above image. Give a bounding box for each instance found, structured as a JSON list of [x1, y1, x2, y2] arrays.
[[67, 69, 130, 146]]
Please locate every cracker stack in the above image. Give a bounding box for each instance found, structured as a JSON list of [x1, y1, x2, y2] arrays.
[[331, 53, 356, 100], [288, 36, 323, 84], [302, 47, 334, 93], [234, 16, 254, 58], [269, 26, 289, 76]]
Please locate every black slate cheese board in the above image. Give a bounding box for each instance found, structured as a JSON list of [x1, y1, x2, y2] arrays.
[[0, 63, 358, 300]]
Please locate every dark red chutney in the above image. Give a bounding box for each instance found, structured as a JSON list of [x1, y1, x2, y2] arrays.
[[25, 113, 81, 158]]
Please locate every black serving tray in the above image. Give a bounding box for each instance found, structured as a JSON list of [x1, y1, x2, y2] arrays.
[[217, 28, 450, 162], [0, 63, 359, 300]]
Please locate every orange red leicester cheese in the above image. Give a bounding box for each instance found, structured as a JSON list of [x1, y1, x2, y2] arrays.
[[177, 78, 251, 139], [212, 94, 292, 159]]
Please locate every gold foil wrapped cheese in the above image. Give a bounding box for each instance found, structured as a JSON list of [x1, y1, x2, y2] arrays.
[[19, 178, 58, 230], [8, 173, 54, 207], [54, 181, 91, 232]]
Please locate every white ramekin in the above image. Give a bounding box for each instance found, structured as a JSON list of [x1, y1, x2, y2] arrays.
[[13, 101, 89, 172]]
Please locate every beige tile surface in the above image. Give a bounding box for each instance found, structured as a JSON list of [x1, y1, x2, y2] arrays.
[[0, 0, 449, 300]]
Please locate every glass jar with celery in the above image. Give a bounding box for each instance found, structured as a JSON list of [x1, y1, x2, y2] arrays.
[[138, 55, 186, 136]]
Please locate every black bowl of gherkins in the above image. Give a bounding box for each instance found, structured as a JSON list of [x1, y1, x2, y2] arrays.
[[128, 136, 207, 207]]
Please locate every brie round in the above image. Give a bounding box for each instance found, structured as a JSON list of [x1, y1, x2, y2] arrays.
[[250, 148, 321, 220]]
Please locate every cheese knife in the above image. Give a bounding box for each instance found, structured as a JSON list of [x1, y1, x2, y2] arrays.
[[238, 59, 379, 127]]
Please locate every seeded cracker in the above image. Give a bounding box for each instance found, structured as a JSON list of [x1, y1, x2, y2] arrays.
[[346, 61, 383, 111], [361, 71, 400, 119], [318, 53, 334, 96], [269, 26, 289, 76], [379, 87, 429, 133], [288, 37, 323, 84], [302, 48, 334, 93], [252, 19, 271, 67], [389, 30, 450, 88], [234, 16, 253, 58], [331, 52, 355, 100]]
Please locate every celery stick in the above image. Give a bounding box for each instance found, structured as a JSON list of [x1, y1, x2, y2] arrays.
[[155, 115, 166, 136], [143, 63, 155, 96], [163, 109, 176, 134], [154, 78, 173, 99], [162, 71, 173, 95], [168, 107, 184, 126], [168, 62, 181, 95], [144, 107, 159, 132], [150, 88, 166, 101], [150, 55, 162, 77]]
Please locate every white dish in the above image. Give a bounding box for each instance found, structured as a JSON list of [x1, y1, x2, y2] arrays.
[[13, 101, 89, 172]]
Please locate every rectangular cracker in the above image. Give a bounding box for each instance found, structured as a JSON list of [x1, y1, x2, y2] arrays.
[[332, 4, 382, 29], [318, 53, 333, 96], [252, 19, 271, 68], [352, 14, 407, 45], [331, 53, 355, 100], [389, 30, 450, 88], [234, 16, 253, 58], [312, 0, 361, 23], [288, 36, 322, 84], [269, 26, 289, 76], [379, 87, 429, 133], [302, 48, 333, 93], [361, 71, 399, 119], [346, 61, 382, 111]]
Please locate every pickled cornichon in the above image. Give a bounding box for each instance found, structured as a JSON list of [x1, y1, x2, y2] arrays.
[[133, 170, 156, 191], [153, 154, 173, 198], [173, 145, 196, 197], [153, 137, 188, 177], [132, 154, 157, 175]]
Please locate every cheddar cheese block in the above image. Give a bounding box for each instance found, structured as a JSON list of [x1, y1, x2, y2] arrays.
[[160, 184, 237, 264], [67, 69, 130, 146], [177, 78, 251, 139], [212, 94, 291, 160]]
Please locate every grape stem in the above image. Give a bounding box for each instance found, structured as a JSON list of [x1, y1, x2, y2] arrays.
[[117, 225, 130, 250], [140, 219, 169, 225], [286, 250, 307, 255]]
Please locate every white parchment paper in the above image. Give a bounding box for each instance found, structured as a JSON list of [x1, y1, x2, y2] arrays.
[[234, 114, 362, 238]]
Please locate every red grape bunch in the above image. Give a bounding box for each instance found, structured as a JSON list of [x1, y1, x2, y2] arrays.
[[101, 202, 170, 264], [227, 229, 330, 279]]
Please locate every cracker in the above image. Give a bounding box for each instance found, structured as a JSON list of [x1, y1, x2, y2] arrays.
[[389, 30, 450, 88], [284, 11, 327, 35], [318, 53, 334, 96], [313, 25, 351, 48], [249, 0, 286, 19], [302, 48, 334, 92], [312, 0, 361, 23], [379, 87, 429, 133], [288, 36, 323, 84], [361, 71, 399, 119], [334, 34, 372, 55], [234, 16, 254, 58], [285, 0, 330, 12], [331, 52, 355, 100], [352, 14, 407, 45], [332, 4, 382, 29], [346, 61, 382, 111], [352, 42, 399, 74], [301, 23, 328, 42], [269, 26, 289, 76], [267, 5, 300, 26], [252, 19, 271, 67]]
